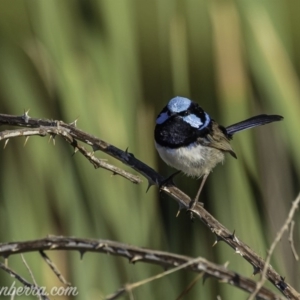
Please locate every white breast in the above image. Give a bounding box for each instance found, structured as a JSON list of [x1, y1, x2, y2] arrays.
[[155, 142, 225, 177]]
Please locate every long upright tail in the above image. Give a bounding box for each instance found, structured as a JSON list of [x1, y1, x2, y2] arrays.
[[226, 114, 283, 136]]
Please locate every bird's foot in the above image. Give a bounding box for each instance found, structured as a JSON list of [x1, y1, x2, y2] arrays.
[[187, 199, 204, 220]]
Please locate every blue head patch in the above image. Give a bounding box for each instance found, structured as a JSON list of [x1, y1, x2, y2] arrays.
[[183, 114, 204, 128], [156, 110, 169, 124], [156, 96, 191, 124], [167, 97, 191, 113]]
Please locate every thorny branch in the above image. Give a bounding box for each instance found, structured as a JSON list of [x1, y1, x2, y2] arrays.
[[0, 112, 299, 299], [0, 236, 285, 300], [1, 126, 141, 184]]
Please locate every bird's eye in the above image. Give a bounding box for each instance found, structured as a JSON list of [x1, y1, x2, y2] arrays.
[[183, 110, 189, 116]]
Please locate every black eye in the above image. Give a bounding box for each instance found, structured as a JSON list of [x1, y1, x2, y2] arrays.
[[178, 110, 189, 117]]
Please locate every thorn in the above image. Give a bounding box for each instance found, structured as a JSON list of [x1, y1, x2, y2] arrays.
[[3, 139, 9, 149], [212, 240, 218, 247], [69, 117, 79, 127], [125, 147, 135, 158], [72, 147, 79, 157], [159, 170, 181, 189], [146, 180, 155, 193], [79, 250, 85, 260], [230, 230, 236, 239], [223, 261, 229, 268], [95, 243, 105, 249], [212, 235, 222, 247], [252, 266, 260, 276], [175, 203, 185, 217], [22, 109, 30, 123], [230, 231, 240, 244], [225, 230, 239, 243], [48, 134, 56, 145], [24, 136, 29, 147], [129, 255, 143, 264], [123, 147, 135, 162], [202, 273, 211, 284]]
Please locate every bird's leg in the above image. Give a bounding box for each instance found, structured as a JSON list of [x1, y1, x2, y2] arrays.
[[189, 173, 209, 211]]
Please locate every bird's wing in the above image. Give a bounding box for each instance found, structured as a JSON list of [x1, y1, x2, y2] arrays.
[[198, 121, 237, 158]]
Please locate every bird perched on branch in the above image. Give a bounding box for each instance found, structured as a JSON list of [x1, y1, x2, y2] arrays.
[[154, 96, 283, 212]]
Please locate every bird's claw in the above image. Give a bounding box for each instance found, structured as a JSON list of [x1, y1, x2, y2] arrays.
[[186, 200, 204, 220]]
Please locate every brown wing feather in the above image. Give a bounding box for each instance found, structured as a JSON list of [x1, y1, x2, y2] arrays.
[[198, 121, 237, 158]]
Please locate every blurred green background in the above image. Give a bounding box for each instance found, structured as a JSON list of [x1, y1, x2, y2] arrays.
[[0, 0, 299, 299]]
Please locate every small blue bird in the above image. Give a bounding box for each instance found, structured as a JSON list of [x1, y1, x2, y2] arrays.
[[154, 96, 283, 210]]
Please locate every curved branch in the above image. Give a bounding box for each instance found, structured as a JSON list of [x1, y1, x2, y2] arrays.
[[0, 236, 283, 300], [0, 126, 141, 184]]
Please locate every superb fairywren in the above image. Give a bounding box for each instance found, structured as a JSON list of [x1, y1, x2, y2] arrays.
[[154, 96, 283, 210]]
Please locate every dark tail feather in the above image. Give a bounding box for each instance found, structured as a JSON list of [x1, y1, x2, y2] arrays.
[[226, 114, 283, 136]]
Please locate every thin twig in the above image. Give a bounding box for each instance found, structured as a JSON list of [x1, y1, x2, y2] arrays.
[[20, 254, 42, 300], [176, 273, 204, 300], [0, 262, 49, 300], [288, 221, 299, 261], [248, 194, 300, 300], [39, 251, 71, 286], [106, 257, 203, 300]]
